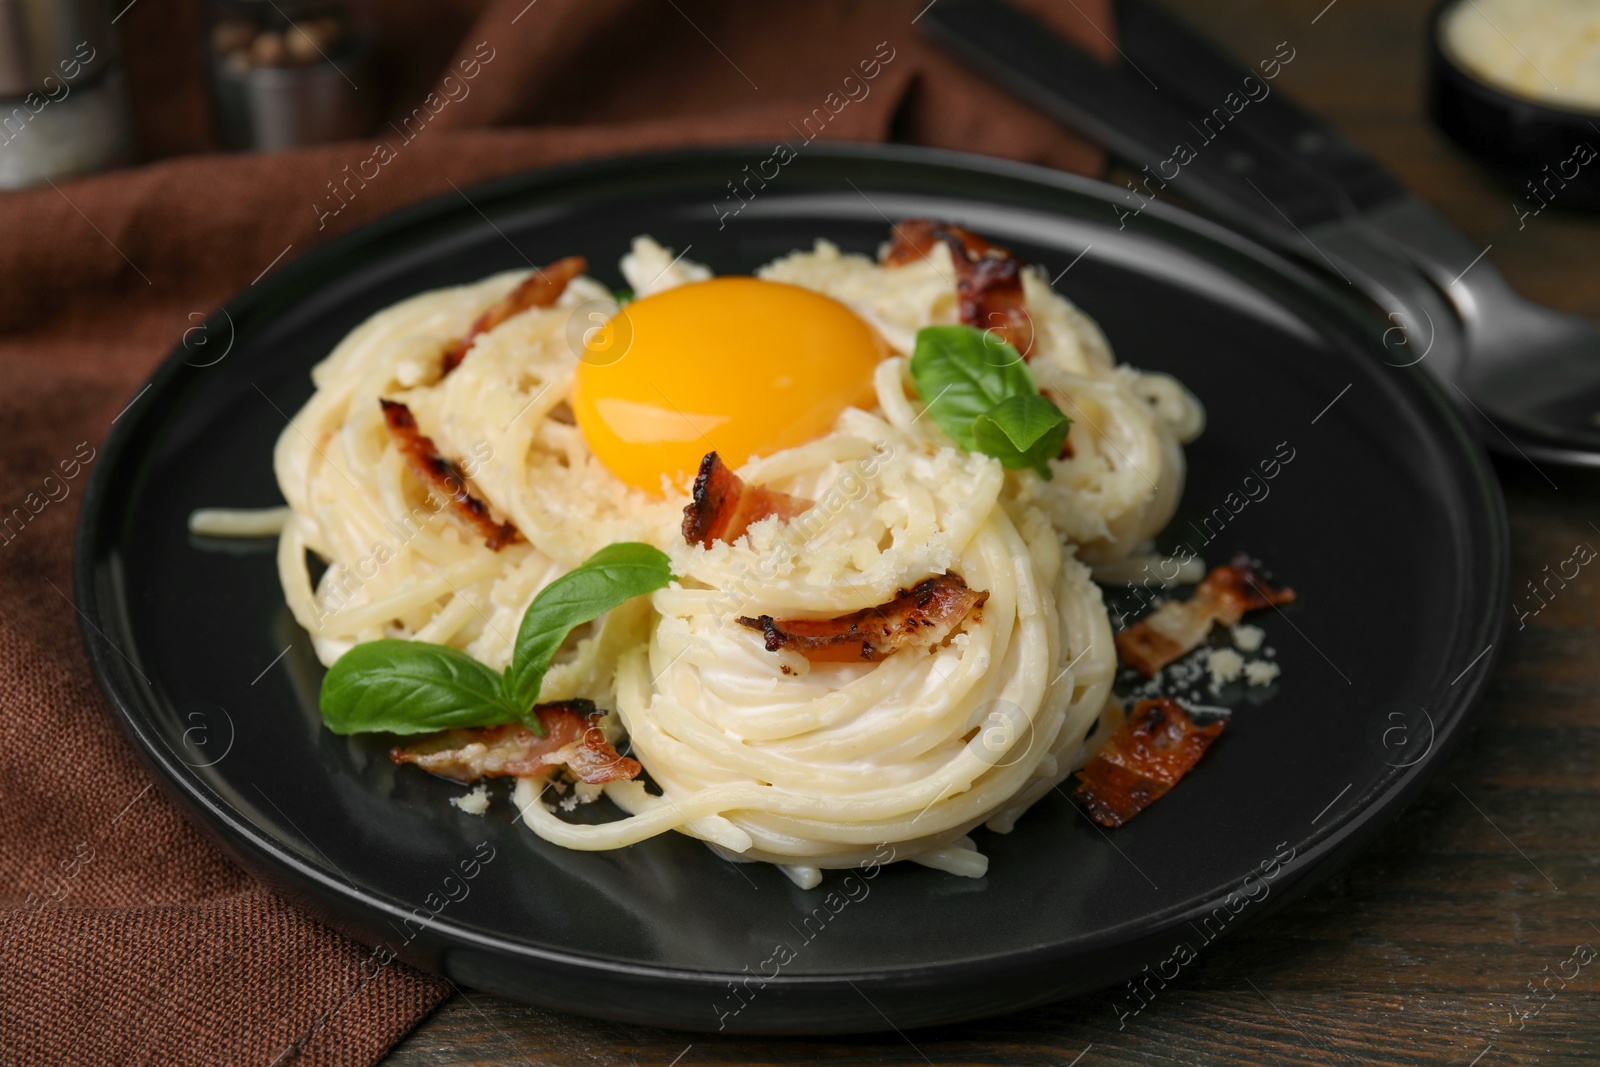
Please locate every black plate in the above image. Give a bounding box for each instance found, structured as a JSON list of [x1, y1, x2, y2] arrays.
[[76, 144, 1507, 1035]]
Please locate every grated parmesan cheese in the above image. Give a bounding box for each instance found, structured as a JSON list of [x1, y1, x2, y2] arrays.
[[1231, 624, 1265, 653], [559, 781, 606, 813], [1443, 0, 1600, 111], [1244, 660, 1281, 687], [450, 785, 490, 815], [1206, 648, 1244, 692]]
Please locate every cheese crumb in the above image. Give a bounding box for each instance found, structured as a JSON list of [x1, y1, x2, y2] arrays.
[[450, 785, 490, 815], [1206, 648, 1244, 692], [559, 781, 606, 813], [1244, 660, 1281, 687], [1231, 624, 1265, 653]]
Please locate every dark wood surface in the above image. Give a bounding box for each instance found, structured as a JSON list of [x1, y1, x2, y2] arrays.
[[387, 0, 1600, 1062]]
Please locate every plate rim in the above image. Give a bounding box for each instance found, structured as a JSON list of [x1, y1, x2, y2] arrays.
[[73, 141, 1510, 1026]]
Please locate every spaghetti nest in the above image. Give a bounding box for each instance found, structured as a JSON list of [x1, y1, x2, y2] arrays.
[[266, 234, 1203, 887]]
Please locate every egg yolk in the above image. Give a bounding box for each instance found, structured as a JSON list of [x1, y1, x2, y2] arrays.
[[572, 277, 886, 493]]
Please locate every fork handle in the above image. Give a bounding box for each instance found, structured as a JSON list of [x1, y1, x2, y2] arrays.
[[921, 0, 1350, 245], [1117, 0, 1407, 216]]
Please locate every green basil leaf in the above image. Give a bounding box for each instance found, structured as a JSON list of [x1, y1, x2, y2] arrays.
[[971, 393, 1072, 479], [503, 542, 674, 720], [320, 639, 520, 736], [909, 325, 1036, 451]]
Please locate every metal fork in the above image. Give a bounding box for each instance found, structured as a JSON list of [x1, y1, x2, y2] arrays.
[[925, 0, 1600, 466]]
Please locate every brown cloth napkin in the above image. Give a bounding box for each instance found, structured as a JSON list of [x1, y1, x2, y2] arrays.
[[0, 1, 1110, 1063]]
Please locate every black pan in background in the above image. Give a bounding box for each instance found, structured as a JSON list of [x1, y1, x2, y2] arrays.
[[75, 144, 1506, 1034]]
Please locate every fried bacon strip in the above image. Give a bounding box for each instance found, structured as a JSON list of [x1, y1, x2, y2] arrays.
[[390, 699, 641, 785], [1074, 698, 1225, 827], [379, 398, 519, 550], [883, 219, 1011, 264], [883, 219, 1035, 357], [681, 451, 812, 548], [440, 255, 587, 376], [1115, 555, 1296, 676], [738, 571, 988, 663]]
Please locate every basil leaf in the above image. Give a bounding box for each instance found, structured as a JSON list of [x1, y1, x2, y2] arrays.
[[503, 542, 674, 719], [972, 393, 1072, 479], [321, 639, 520, 736], [909, 325, 1036, 451], [316, 542, 672, 739]]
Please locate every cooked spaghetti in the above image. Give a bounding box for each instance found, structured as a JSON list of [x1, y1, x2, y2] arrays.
[[197, 225, 1205, 888]]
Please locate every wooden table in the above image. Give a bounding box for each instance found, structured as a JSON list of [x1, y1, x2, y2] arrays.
[[388, 0, 1600, 1062]]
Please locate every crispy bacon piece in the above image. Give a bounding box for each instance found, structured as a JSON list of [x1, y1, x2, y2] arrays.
[[883, 219, 1010, 264], [1074, 698, 1225, 827], [960, 255, 1032, 354], [379, 398, 519, 550], [738, 571, 988, 663], [883, 219, 1035, 357], [1115, 555, 1296, 676], [390, 699, 641, 785], [440, 255, 587, 375], [681, 451, 812, 548]]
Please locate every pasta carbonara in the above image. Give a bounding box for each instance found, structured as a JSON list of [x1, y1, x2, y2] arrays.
[[197, 224, 1204, 888]]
